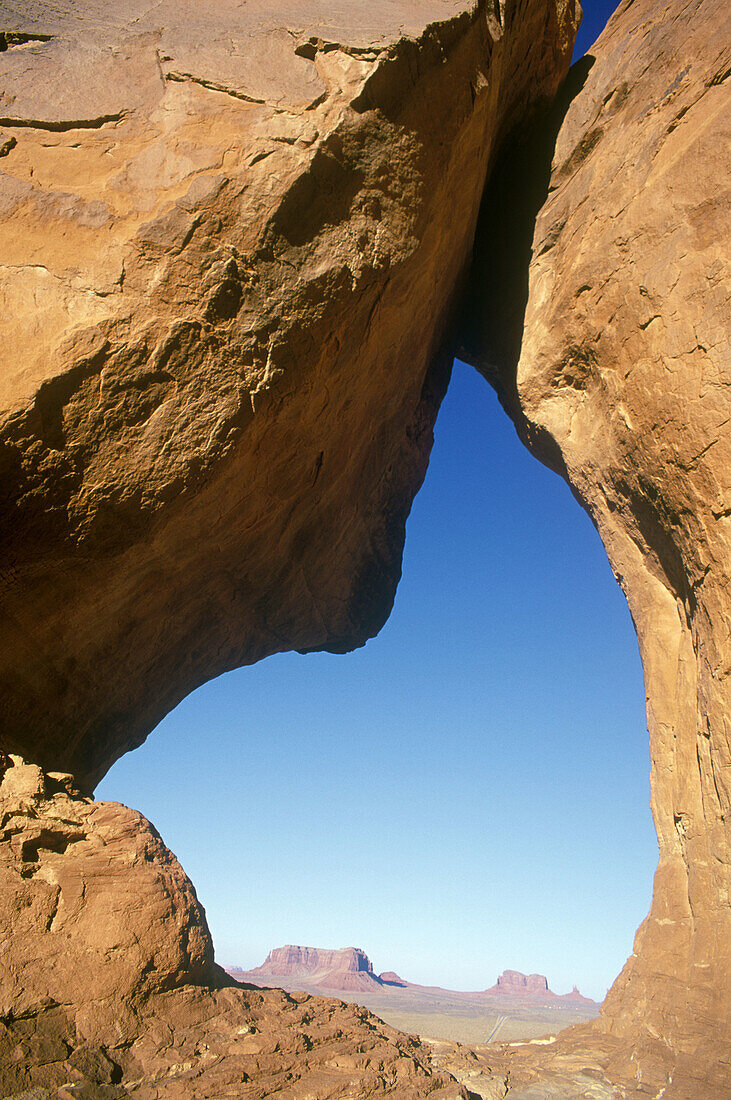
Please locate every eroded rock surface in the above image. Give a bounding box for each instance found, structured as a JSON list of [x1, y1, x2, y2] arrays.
[[0, 0, 577, 790], [0, 752, 215, 1021], [0, 755, 473, 1098], [462, 0, 731, 1093], [0, 2, 583, 1096]]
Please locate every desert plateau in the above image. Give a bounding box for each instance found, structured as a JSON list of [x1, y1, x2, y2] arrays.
[[228, 947, 601, 1045], [0, 0, 729, 1096]]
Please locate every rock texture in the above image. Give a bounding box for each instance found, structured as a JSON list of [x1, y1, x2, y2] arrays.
[[0, 755, 474, 1099], [483, 970, 594, 1004], [0, 3, 582, 1096], [0, 0, 577, 790], [0, 752, 214, 1022], [234, 953, 597, 1004], [237, 944, 387, 993], [461, 0, 731, 1093]]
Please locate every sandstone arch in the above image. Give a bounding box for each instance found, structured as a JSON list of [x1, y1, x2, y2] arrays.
[[460, 0, 731, 1090], [0, 0, 728, 1095]]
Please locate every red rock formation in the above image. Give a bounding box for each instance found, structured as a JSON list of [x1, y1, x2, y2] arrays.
[[235, 945, 387, 993], [241, 945, 386, 993], [0, 0, 577, 791], [562, 985, 596, 1005], [5, 0, 728, 1093], [0, 755, 472, 1098], [250, 944, 375, 979], [486, 970, 550, 998], [462, 0, 731, 1092], [379, 971, 408, 987], [234, 953, 598, 1005], [0, 752, 215, 1024], [481, 970, 597, 1004], [0, 4, 579, 1094]]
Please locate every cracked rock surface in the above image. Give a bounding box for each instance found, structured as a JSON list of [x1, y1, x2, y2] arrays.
[[463, 0, 731, 1094], [0, 0, 577, 789]]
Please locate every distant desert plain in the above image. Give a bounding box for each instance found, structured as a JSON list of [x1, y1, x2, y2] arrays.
[[227, 946, 601, 1045]]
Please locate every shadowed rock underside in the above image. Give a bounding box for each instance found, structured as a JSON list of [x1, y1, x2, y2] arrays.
[[0, 0, 576, 790], [0, 0, 728, 1095]]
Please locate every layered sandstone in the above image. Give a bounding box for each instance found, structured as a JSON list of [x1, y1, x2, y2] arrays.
[[462, 0, 731, 1093], [0, 0, 577, 791], [239, 944, 386, 993], [0, 1, 580, 1096]]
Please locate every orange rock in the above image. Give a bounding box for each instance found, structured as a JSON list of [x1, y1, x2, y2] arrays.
[[0, 0, 577, 790], [462, 0, 731, 1092]]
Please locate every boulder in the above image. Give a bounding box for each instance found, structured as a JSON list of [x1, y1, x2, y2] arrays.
[[0, 754, 474, 1098], [0, 752, 215, 1025]]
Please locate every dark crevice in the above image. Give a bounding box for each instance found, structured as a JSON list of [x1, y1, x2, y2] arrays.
[[164, 70, 266, 106], [0, 113, 124, 132], [21, 827, 84, 861], [0, 31, 53, 51], [457, 54, 596, 433]]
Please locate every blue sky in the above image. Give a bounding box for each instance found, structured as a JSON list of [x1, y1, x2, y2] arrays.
[[99, 3, 648, 1004], [98, 352, 657, 1001], [574, 0, 619, 60]]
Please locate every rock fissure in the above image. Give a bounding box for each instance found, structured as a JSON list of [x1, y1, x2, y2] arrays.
[[0, 31, 54, 50], [0, 0, 728, 1095], [0, 112, 126, 131]]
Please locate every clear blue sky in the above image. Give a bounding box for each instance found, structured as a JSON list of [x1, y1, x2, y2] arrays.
[[574, 0, 620, 60], [99, 3, 647, 1004], [98, 354, 657, 1001]]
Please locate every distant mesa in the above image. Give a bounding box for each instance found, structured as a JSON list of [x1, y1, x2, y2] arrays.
[[488, 969, 550, 995], [227, 948, 598, 1004], [231, 944, 386, 994], [379, 971, 408, 987], [483, 969, 596, 1004]]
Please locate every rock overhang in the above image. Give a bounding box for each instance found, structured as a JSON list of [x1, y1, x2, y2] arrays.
[[0, 0, 579, 787]]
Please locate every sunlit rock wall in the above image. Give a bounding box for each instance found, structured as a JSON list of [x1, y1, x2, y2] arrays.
[[0, 0, 577, 790], [461, 0, 730, 1094]]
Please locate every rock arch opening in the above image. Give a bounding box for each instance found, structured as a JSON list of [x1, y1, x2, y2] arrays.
[[0, 0, 728, 1094], [97, 360, 657, 1011]]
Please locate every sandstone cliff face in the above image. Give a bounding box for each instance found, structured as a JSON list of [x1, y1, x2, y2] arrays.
[[0, 2, 581, 1096], [251, 944, 376, 979], [0, 0, 577, 790], [462, 0, 731, 1093]]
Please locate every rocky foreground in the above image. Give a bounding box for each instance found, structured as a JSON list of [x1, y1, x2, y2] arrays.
[[0, 755, 616, 1099], [0, 0, 729, 1096]]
